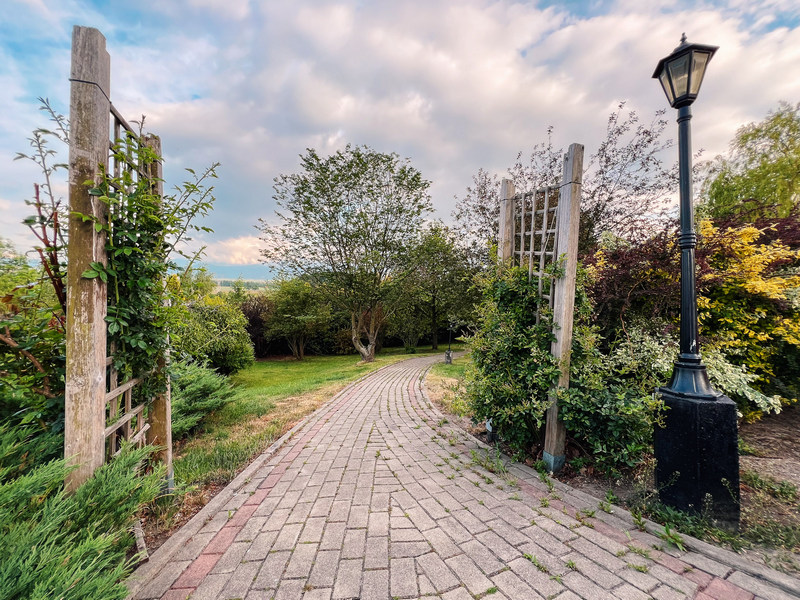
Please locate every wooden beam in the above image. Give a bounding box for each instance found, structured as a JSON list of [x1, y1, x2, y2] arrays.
[[143, 134, 174, 488], [65, 26, 111, 492], [543, 143, 584, 473], [499, 178, 515, 262]]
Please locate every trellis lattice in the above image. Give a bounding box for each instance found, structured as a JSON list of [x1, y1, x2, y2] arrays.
[[497, 143, 584, 472]]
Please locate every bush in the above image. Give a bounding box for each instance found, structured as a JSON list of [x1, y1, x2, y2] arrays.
[[466, 266, 560, 451], [173, 296, 254, 374], [171, 360, 236, 438], [562, 326, 667, 475], [586, 214, 800, 417], [0, 427, 162, 600]]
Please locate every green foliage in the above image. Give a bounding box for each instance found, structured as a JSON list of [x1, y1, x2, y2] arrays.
[[81, 133, 219, 380], [587, 214, 800, 418], [170, 361, 236, 438], [239, 291, 275, 357], [260, 144, 432, 362], [265, 278, 330, 359], [173, 296, 254, 374], [390, 224, 478, 350], [701, 101, 800, 220], [0, 430, 162, 600], [466, 265, 560, 451]]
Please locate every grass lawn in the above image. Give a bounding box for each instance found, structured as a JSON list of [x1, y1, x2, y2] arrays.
[[173, 343, 465, 488]]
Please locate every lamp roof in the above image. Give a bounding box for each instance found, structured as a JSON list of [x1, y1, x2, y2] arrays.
[[652, 34, 718, 79]]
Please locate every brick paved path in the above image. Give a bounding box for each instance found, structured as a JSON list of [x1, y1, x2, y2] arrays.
[[129, 355, 799, 600]]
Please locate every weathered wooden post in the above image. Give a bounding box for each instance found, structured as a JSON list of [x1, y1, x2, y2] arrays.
[[143, 134, 174, 488], [65, 26, 111, 491], [498, 178, 515, 261], [542, 143, 584, 473]]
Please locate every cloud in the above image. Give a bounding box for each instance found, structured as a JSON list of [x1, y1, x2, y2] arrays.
[[2, 0, 800, 271], [199, 235, 264, 265]]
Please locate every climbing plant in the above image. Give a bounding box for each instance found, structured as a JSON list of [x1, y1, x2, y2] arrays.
[[80, 129, 219, 380]]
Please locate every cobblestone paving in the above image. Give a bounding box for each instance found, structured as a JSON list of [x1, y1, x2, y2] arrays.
[[129, 355, 800, 600]]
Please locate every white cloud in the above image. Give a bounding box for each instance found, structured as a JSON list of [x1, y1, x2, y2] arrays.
[[200, 235, 264, 265]]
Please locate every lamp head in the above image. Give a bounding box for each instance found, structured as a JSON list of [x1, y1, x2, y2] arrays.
[[653, 34, 718, 108]]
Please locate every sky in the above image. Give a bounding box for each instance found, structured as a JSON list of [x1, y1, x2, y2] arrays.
[[1, 0, 799, 280]]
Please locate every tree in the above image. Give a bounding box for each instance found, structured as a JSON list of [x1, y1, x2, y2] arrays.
[[259, 145, 432, 362], [700, 101, 800, 220], [265, 278, 330, 360], [403, 224, 478, 349], [453, 103, 675, 260]]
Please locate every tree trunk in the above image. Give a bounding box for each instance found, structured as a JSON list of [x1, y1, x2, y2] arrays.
[[351, 312, 374, 362], [430, 298, 438, 350]]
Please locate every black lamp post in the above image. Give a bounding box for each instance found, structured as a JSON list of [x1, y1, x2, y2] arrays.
[[652, 35, 740, 526]]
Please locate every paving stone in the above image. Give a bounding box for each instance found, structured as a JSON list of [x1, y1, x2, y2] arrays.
[[243, 529, 279, 561], [284, 542, 318, 578], [332, 558, 362, 599], [211, 541, 249, 574], [445, 553, 493, 596], [308, 550, 341, 588], [491, 568, 545, 599], [219, 560, 260, 599], [416, 551, 459, 592], [341, 528, 366, 559], [252, 550, 291, 590], [187, 572, 231, 600], [360, 568, 389, 600], [702, 577, 755, 600], [364, 535, 389, 569], [319, 521, 347, 550]]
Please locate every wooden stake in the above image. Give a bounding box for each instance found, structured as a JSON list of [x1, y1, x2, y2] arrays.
[[543, 143, 584, 473], [143, 134, 174, 488], [499, 178, 515, 262], [65, 26, 111, 491]]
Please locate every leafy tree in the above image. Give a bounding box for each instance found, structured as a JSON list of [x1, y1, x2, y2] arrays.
[[454, 103, 675, 260], [265, 278, 330, 360], [701, 101, 800, 220], [259, 145, 432, 362], [399, 224, 478, 349], [240, 291, 274, 357]]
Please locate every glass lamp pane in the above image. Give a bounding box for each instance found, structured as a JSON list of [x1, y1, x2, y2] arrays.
[[667, 53, 690, 99], [659, 70, 675, 105], [689, 51, 710, 95]]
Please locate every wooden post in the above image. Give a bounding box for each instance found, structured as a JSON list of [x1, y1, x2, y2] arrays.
[[542, 143, 584, 473], [65, 26, 111, 491], [498, 178, 515, 261], [143, 134, 174, 488]]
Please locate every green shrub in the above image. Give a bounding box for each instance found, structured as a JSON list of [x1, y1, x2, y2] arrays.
[[172, 296, 254, 374], [466, 266, 560, 451], [171, 360, 236, 438], [0, 427, 162, 600]]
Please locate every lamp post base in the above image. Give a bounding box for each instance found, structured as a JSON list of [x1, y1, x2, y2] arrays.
[[655, 387, 740, 528]]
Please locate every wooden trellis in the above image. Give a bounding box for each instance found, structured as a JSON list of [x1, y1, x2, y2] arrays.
[[65, 26, 172, 491], [498, 143, 584, 472]]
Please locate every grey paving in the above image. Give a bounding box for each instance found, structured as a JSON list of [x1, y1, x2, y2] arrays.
[[128, 355, 799, 600]]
